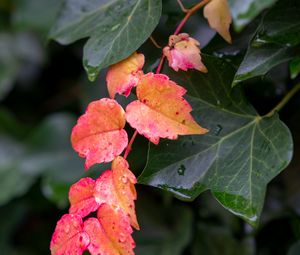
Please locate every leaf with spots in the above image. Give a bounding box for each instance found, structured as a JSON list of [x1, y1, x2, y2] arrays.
[[71, 98, 128, 169], [67, 157, 139, 230], [106, 52, 144, 98], [94, 157, 139, 230], [50, 214, 90, 255], [69, 177, 99, 218], [126, 73, 208, 144], [204, 0, 232, 43], [139, 56, 293, 226]]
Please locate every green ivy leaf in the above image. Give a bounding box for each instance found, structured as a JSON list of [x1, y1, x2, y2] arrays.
[[49, 0, 162, 81], [139, 56, 293, 226], [228, 0, 277, 31], [290, 57, 300, 79], [233, 0, 300, 85]]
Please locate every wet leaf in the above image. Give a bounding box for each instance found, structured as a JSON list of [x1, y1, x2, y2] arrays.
[[139, 56, 293, 226], [50, 214, 90, 255], [228, 0, 277, 31], [126, 73, 208, 144], [71, 99, 128, 169], [233, 0, 300, 85], [49, 0, 161, 81]]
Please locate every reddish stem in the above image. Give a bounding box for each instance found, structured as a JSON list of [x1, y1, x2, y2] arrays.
[[126, 0, 211, 158], [124, 130, 138, 159], [174, 0, 211, 35]]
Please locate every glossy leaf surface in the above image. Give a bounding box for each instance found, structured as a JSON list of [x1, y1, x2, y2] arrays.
[[126, 73, 208, 144], [233, 0, 300, 85], [139, 56, 293, 226], [50, 0, 161, 81], [228, 0, 277, 31], [71, 99, 128, 169]]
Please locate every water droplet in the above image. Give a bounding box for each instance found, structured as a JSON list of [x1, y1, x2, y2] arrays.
[[119, 233, 126, 243], [213, 124, 223, 136], [177, 165, 186, 176], [216, 100, 221, 105], [121, 176, 128, 184], [64, 224, 70, 233], [108, 101, 115, 109]]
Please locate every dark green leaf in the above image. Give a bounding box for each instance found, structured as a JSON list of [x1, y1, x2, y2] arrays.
[[228, 0, 277, 31], [233, 0, 300, 85], [139, 56, 293, 226], [290, 57, 300, 79], [50, 0, 162, 81]]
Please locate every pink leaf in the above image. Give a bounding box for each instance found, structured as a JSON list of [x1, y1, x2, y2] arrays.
[[98, 204, 135, 255], [106, 52, 145, 98], [83, 218, 119, 255], [71, 98, 128, 169], [163, 33, 207, 72], [126, 73, 209, 144], [69, 177, 99, 218], [50, 214, 90, 255]]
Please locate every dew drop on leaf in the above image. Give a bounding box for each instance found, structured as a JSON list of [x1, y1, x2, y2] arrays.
[[177, 165, 186, 176]]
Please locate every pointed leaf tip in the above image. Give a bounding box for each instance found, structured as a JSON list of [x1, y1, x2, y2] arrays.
[[106, 52, 145, 98], [71, 98, 128, 169], [126, 73, 209, 144], [204, 0, 232, 43]]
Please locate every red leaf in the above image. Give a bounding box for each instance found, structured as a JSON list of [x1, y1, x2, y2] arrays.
[[106, 52, 144, 98], [126, 73, 208, 144], [50, 214, 90, 255], [112, 156, 139, 230], [98, 204, 135, 255], [94, 157, 139, 230], [69, 177, 99, 218], [71, 98, 128, 169], [83, 218, 119, 255]]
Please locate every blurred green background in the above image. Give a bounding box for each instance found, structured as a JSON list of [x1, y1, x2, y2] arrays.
[[0, 0, 300, 254]]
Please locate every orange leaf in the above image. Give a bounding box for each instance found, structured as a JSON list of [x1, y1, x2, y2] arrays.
[[50, 214, 90, 255], [163, 33, 207, 72], [94, 157, 139, 230], [126, 73, 208, 144], [83, 218, 119, 255], [97, 204, 135, 255], [203, 0, 232, 43], [112, 156, 139, 230], [106, 52, 144, 98], [71, 98, 128, 169], [69, 177, 99, 218]]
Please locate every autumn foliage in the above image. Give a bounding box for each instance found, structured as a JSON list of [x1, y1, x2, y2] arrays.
[[50, 0, 233, 254]]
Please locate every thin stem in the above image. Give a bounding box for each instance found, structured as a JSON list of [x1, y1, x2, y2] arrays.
[[124, 130, 138, 159], [174, 0, 211, 35], [150, 36, 162, 49], [156, 55, 166, 74], [265, 83, 300, 117], [176, 0, 189, 12]]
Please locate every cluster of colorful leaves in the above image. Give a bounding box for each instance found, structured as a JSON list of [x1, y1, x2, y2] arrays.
[[50, 50, 207, 255], [50, 1, 233, 251]]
